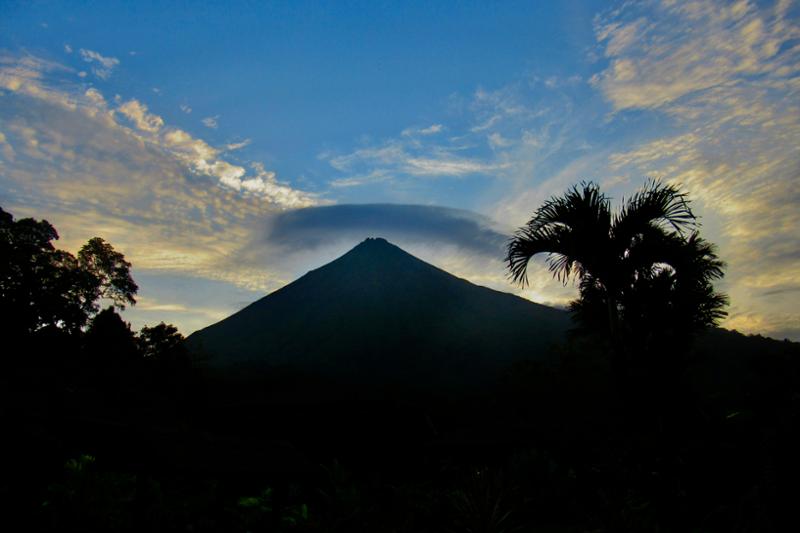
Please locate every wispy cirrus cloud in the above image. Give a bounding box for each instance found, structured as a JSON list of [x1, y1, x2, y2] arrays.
[[591, 0, 799, 113], [324, 139, 507, 178], [589, 0, 800, 340], [322, 75, 582, 204], [469, 85, 540, 131], [321, 85, 550, 191], [401, 123, 444, 136], [224, 139, 251, 152], [0, 51, 319, 304], [202, 115, 219, 129], [0, 54, 317, 208], [329, 170, 392, 188], [79, 48, 119, 79]]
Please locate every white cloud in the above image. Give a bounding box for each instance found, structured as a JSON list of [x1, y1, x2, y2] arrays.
[[329, 170, 392, 188], [589, 0, 800, 339], [488, 132, 512, 149], [470, 85, 538, 131], [0, 52, 318, 211], [592, 0, 799, 112], [64, 44, 72, 54], [117, 99, 164, 133], [83, 87, 107, 108], [404, 156, 506, 176], [180, 104, 192, 114], [0, 56, 326, 333], [326, 138, 505, 179], [79, 48, 120, 79], [536, 74, 583, 89], [134, 296, 230, 322], [224, 139, 251, 151], [202, 115, 219, 129], [402, 123, 443, 136]]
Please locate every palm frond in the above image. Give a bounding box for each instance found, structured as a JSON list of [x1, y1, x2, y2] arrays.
[[507, 224, 574, 286], [613, 179, 696, 245], [506, 182, 611, 286]]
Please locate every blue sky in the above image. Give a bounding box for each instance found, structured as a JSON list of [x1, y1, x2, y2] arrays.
[[1, 0, 798, 339]]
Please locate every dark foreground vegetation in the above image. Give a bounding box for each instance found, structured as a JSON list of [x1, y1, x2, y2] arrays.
[[2, 182, 799, 532]]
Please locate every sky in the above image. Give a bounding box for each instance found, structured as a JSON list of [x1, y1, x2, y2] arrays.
[[1, 0, 798, 340]]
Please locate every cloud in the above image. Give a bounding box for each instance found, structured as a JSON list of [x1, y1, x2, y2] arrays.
[[322, 79, 572, 202], [265, 203, 509, 257], [180, 104, 192, 114], [257, 203, 575, 308], [202, 115, 219, 129], [79, 48, 120, 79], [0, 50, 580, 331], [64, 44, 72, 54], [224, 139, 251, 151], [488, 132, 512, 150], [405, 156, 506, 176], [590, 0, 800, 339], [402, 124, 443, 136], [0, 53, 318, 208], [591, 0, 799, 112], [329, 170, 392, 188], [117, 99, 164, 132], [259, 203, 576, 309], [536, 74, 583, 89], [0, 52, 319, 292], [325, 137, 507, 182], [322, 83, 555, 189], [469, 85, 540, 132]]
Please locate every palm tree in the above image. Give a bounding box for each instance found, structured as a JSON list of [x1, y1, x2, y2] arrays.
[[506, 180, 727, 352]]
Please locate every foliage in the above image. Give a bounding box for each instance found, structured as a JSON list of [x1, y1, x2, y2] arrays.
[[447, 468, 516, 533], [78, 237, 138, 310], [0, 206, 137, 334], [83, 306, 140, 366], [506, 180, 728, 347], [42, 455, 138, 532], [233, 486, 310, 531], [3, 202, 798, 532], [138, 322, 187, 361]]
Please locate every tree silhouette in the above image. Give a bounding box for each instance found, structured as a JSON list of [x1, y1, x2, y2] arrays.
[[138, 322, 189, 369], [506, 181, 728, 352], [83, 306, 139, 364], [138, 323, 183, 358], [0, 206, 137, 335], [78, 237, 138, 311]]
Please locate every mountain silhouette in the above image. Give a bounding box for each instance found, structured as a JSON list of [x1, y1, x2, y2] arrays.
[[187, 237, 570, 386]]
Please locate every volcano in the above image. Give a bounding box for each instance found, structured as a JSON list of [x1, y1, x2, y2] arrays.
[[186, 238, 570, 385]]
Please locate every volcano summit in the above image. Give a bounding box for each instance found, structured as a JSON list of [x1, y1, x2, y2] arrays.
[[187, 238, 570, 385]]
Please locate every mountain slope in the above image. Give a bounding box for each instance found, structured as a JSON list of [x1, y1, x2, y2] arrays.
[[187, 238, 571, 385]]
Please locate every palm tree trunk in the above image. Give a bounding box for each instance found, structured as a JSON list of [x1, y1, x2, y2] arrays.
[[606, 295, 618, 341], [606, 292, 624, 358]]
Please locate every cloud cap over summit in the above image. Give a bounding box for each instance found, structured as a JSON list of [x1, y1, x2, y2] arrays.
[[264, 204, 509, 258]]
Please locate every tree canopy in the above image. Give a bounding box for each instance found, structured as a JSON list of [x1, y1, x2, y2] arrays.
[[506, 180, 728, 350], [0, 206, 138, 335]]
